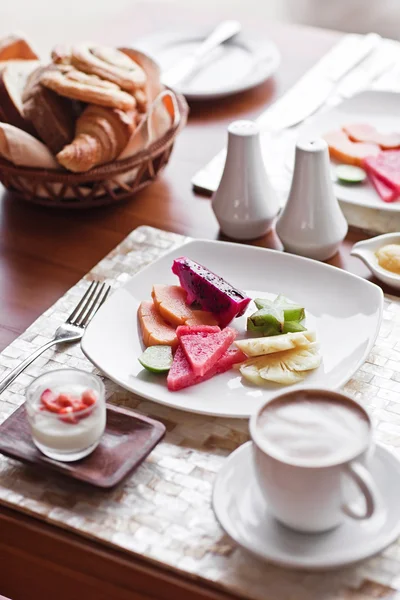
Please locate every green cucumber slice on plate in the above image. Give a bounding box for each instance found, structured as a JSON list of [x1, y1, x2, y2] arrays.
[[139, 346, 173, 373], [335, 164, 366, 184]]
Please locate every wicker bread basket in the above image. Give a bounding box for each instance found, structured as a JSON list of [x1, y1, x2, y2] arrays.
[[0, 44, 189, 209], [0, 90, 188, 208]]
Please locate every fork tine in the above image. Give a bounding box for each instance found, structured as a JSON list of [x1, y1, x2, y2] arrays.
[[75, 282, 109, 328], [82, 284, 111, 328], [67, 281, 98, 324], [69, 282, 101, 326]]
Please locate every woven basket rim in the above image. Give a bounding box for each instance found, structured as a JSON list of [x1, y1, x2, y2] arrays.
[[0, 91, 188, 183]]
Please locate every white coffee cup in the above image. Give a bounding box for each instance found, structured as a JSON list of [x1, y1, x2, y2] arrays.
[[249, 388, 382, 534]]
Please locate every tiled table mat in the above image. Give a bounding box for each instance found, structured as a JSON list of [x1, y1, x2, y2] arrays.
[[1, 225, 400, 600]]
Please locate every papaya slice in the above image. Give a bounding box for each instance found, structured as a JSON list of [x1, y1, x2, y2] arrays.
[[324, 130, 380, 167], [151, 284, 218, 327], [138, 301, 178, 348], [343, 123, 400, 150], [152, 284, 192, 326]]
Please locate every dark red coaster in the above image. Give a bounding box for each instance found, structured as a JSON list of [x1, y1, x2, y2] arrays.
[[0, 403, 165, 488]]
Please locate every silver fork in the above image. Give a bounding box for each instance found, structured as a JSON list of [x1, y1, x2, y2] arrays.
[[0, 281, 110, 394]]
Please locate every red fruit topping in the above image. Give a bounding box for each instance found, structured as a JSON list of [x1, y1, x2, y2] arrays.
[[82, 389, 97, 407], [59, 406, 78, 424], [57, 393, 73, 408], [40, 388, 59, 413]]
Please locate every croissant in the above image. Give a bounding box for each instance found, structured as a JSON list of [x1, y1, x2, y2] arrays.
[[56, 104, 137, 172], [71, 43, 147, 92]]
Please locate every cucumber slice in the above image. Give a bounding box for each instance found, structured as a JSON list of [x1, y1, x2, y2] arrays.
[[335, 164, 366, 184], [139, 346, 173, 373]]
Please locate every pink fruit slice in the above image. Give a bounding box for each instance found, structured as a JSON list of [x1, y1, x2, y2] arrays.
[[176, 325, 220, 340], [179, 327, 237, 377], [366, 169, 398, 203], [167, 346, 246, 391], [343, 123, 400, 149], [364, 151, 400, 191], [172, 257, 251, 328]]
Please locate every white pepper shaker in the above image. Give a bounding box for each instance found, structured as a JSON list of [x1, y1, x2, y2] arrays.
[[211, 120, 279, 240], [276, 137, 348, 261]]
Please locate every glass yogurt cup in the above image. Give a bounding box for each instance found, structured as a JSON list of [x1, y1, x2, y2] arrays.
[[26, 369, 106, 462]]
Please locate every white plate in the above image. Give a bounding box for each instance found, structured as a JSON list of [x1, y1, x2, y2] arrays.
[[82, 239, 383, 418], [213, 441, 400, 570], [297, 91, 400, 212], [134, 31, 280, 100]]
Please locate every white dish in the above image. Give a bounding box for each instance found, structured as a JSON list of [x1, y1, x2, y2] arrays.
[[82, 239, 383, 418], [297, 91, 400, 212], [351, 232, 400, 290], [212, 441, 400, 570], [134, 31, 280, 100]]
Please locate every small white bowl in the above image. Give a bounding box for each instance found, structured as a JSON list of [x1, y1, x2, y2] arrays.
[[351, 233, 400, 290]]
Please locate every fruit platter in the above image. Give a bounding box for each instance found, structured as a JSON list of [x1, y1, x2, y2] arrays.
[[137, 257, 321, 391], [298, 90, 400, 212], [82, 239, 383, 418]]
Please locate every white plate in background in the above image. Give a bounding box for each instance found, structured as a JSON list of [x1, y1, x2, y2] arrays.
[[134, 30, 280, 100], [297, 90, 400, 212]]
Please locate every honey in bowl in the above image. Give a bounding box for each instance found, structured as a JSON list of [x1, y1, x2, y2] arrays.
[[375, 244, 400, 275]]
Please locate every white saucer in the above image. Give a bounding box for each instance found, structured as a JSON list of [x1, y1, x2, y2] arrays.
[[212, 441, 400, 570], [134, 31, 280, 100]]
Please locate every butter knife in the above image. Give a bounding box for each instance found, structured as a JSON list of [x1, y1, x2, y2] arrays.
[[259, 32, 381, 131], [192, 33, 382, 195], [162, 20, 241, 87]]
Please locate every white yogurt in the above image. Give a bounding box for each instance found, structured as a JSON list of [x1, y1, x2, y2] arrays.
[[26, 374, 106, 461]]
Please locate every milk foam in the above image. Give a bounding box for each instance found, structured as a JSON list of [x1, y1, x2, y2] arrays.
[[257, 396, 369, 466]]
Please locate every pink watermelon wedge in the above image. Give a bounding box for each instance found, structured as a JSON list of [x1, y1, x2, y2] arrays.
[[167, 346, 246, 391], [176, 325, 220, 339], [178, 327, 237, 377], [367, 169, 398, 203], [364, 151, 400, 192]]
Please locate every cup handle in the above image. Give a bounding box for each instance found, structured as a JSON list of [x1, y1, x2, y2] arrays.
[[342, 460, 380, 520]]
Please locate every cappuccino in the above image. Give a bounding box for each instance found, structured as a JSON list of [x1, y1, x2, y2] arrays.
[[256, 391, 370, 466]]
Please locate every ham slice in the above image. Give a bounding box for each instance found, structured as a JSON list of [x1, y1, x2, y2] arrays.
[[364, 151, 400, 193], [367, 170, 398, 203]]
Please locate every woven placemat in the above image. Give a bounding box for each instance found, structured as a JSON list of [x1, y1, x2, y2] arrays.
[[1, 225, 400, 600]]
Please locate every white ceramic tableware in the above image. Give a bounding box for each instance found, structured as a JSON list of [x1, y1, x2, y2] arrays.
[[82, 239, 383, 418], [162, 20, 242, 87], [212, 120, 280, 240], [297, 90, 400, 212], [249, 389, 380, 533], [276, 137, 348, 260], [135, 31, 280, 100], [213, 441, 400, 570], [351, 232, 400, 290]]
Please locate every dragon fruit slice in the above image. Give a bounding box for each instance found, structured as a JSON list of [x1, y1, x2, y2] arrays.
[[172, 257, 251, 328]]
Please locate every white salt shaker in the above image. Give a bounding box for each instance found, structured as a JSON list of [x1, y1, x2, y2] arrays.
[[276, 137, 348, 261], [212, 120, 279, 240]]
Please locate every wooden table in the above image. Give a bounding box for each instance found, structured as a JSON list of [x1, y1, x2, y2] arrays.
[[0, 4, 394, 600]]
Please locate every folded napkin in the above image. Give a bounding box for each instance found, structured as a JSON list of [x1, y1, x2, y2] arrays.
[[119, 89, 179, 159]]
